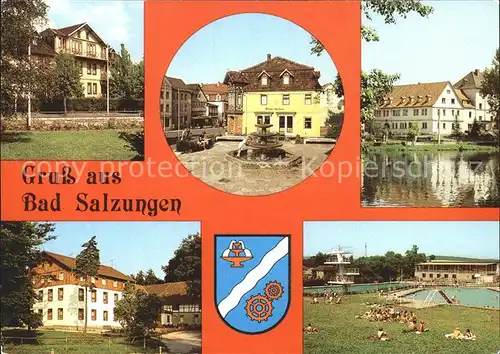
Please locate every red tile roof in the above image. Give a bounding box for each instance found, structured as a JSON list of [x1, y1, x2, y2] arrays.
[[454, 70, 484, 90], [379, 82, 449, 109], [54, 23, 86, 36], [43, 251, 133, 282], [31, 40, 57, 57], [142, 281, 199, 304]]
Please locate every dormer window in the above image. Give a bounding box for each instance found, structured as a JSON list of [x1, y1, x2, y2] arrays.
[[283, 73, 290, 85], [216, 94, 221, 101], [261, 75, 268, 86]]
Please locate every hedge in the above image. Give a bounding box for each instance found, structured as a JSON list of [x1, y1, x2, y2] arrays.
[[14, 98, 144, 112]]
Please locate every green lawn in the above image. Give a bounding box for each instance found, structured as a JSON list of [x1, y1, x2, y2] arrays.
[[1, 329, 165, 353], [1, 129, 142, 160], [304, 294, 500, 354]]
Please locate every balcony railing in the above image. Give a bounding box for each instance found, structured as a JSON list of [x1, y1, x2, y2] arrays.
[[59, 47, 108, 60], [344, 268, 359, 274]]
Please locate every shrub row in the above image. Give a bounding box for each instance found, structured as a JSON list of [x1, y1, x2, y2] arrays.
[[14, 98, 144, 113]]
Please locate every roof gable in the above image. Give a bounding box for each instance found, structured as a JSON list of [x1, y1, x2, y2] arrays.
[[165, 76, 190, 90], [241, 56, 314, 73], [51, 23, 107, 46], [454, 70, 484, 90], [380, 82, 449, 108]]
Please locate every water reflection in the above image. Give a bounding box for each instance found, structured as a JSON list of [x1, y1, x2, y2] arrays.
[[362, 151, 500, 207]]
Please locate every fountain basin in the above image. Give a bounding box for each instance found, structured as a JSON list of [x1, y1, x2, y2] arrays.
[[225, 148, 302, 169]]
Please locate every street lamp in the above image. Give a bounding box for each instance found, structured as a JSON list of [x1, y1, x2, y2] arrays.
[[106, 46, 110, 117], [27, 41, 32, 129]]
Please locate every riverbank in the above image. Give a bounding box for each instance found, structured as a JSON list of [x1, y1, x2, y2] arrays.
[[365, 141, 499, 153]]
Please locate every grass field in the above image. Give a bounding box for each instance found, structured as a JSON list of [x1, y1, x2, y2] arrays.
[[1, 329, 164, 353], [304, 294, 500, 354], [1, 129, 142, 160]]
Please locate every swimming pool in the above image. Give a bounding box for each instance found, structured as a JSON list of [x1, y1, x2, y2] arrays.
[[404, 287, 500, 309], [304, 282, 410, 294]]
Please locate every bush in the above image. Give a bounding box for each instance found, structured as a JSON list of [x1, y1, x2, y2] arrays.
[[14, 98, 144, 113]]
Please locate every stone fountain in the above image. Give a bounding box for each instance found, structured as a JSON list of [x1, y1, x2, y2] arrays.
[[226, 123, 301, 168]]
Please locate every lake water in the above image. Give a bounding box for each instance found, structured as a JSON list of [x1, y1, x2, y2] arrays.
[[405, 287, 500, 309], [362, 150, 500, 207], [304, 282, 409, 294]]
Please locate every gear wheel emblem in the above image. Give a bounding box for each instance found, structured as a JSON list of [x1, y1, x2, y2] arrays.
[[264, 281, 284, 300], [245, 294, 273, 322]]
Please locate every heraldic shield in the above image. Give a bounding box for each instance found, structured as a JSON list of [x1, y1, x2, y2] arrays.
[[215, 235, 291, 334]]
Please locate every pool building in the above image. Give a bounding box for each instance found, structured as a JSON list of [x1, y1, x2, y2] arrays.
[[414, 256, 500, 285]]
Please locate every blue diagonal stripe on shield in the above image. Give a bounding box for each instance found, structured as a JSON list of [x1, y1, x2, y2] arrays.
[[215, 235, 290, 334]]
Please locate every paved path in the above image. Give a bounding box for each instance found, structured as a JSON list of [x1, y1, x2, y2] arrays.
[[161, 331, 201, 354]]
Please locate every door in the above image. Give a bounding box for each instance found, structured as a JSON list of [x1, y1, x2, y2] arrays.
[[279, 115, 294, 135]]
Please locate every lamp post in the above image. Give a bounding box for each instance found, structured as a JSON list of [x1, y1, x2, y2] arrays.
[[27, 41, 32, 129], [106, 46, 110, 117], [437, 109, 441, 145]]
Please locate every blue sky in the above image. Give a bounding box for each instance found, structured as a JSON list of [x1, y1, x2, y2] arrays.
[[304, 221, 499, 260], [44, 0, 144, 62], [41, 222, 200, 277]]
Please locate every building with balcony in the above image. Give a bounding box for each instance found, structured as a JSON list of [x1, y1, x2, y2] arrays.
[[415, 257, 500, 285], [141, 282, 201, 327], [200, 82, 228, 126], [38, 23, 114, 98], [31, 251, 133, 330], [224, 54, 327, 137]]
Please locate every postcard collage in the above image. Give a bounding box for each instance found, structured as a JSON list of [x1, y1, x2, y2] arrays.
[[0, 1, 499, 353]]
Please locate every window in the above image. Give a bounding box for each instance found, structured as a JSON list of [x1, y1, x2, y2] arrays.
[[442, 109, 446, 116], [304, 118, 312, 129], [422, 273, 426, 278], [59, 272, 64, 280], [91, 290, 97, 303], [261, 75, 268, 86], [451, 109, 454, 116], [179, 304, 200, 312], [57, 308, 63, 320], [392, 109, 400, 117], [38, 290, 43, 300], [422, 122, 428, 129], [402, 109, 408, 116], [479, 116, 483, 121], [452, 274, 457, 279], [103, 292, 108, 304], [383, 110, 390, 117], [91, 309, 97, 321], [441, 98, 446, 104], [451, 98, 455, 104], [101, 279, 107, 286], [92, 83, 97, 95], [78, 308, 84, 320], [58, 288, 64, 301], [48, 289, 53, 301], [374, 110, 381, 117], [479, 103, 483, 109], [282, 94, 290, 105], [437, 274, 441, 278], [283, 73, 290, 85], [391, 123, 397, 129], [444, 274, 449, 278], [114, 293, 119, 303], [304, 94, 312, 105], [87, 83, 92, 95], [78, 288, 84, 301], [413, 109, 419, 116], [164, 305, 173, 312], [237, 94, 242, 106], [216, 94, 221, 101], [400, 122, 407, 129], [103, 311, 108, 321], [443, 123, 446, 129], [408, 122, 413, 128], [429, 273, 434, 278], [47, 309, 53, 320], [469, 111, 472, 118], [87, 63, 91, 75], [179, 315, 184, 324], [86, 32, 90, 40], [421, 109, 427, 115], [260, 95, 267, 105], [446, 89, 451, 94]]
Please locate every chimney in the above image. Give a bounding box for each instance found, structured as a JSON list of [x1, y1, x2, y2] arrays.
[[267, 54, 271, 61], [216, 82, 220, 87], [474, 69, 480, 75]]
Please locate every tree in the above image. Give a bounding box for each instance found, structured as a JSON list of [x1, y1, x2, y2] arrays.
[[114, 283, 163, 338], [110, 44, 144, 99], [74, 236, 100, 333], [0, 222, 55, 328], [162, 233, 201, 297], [310, 0, 433, 146], [402, 245, 427, 279], [324, 111, 344, 139], [53, 54, 83, 114], [451, 112, 463, 138], [144, 269, 162, 285], [407, 122, 420, 146], [132, 270, 146, 285], [479, 49, 500, 128], [1, 0, 48, 116]]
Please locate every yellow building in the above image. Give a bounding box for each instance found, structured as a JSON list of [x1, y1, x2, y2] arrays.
[[224, 54, 326, 137], [39, 23, 112, 98]]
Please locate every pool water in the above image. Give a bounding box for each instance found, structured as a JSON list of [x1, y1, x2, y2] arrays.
[[405, 287, 500, 309], [304, 282, 409, 294]]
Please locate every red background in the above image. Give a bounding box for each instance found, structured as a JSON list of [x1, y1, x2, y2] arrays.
[[1, 1, 498, 353]]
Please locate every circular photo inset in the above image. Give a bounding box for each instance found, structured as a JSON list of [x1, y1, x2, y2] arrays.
[[160, 14, 344, 196]]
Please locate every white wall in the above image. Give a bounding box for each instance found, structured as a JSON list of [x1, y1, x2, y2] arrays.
[[33, 285, 123, 328]]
